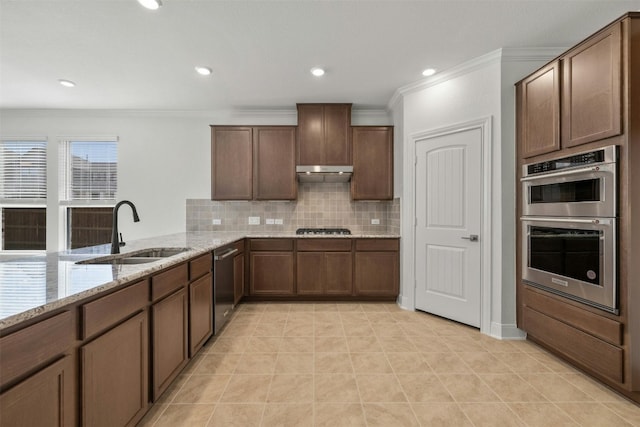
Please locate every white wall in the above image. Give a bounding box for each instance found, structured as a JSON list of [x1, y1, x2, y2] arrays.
[[0, 108, 390, 251]]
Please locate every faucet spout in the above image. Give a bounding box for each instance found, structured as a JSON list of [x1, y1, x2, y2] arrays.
[[111, 200, 140, 254]]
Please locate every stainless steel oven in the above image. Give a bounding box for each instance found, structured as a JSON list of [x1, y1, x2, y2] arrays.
[[521, 216, 617, 313], [522, 145, 617, 217]]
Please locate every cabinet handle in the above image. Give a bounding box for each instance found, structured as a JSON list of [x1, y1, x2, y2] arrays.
[[214, 248, 238, 261]]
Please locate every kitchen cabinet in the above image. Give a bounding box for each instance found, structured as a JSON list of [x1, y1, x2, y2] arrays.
[[296, 239, 353, 295], [211, 126, 253, 200], [234, 240, 246, 305], [211, 126, 297, 200], [297, 103, 352, 165], [354, 239, 399, 297], [518, 61, 561, 158], [0, 356, 74, 427], [249, 239, 295, 296], [517, 19, 622, 158], [151, 264, 189, 401], [561, 22, 622, 148], [188, 253, 213, 356], [351, 126, 393, 200]]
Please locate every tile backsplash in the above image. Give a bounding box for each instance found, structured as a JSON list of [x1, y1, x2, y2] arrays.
[[187, 183, 400, 235]]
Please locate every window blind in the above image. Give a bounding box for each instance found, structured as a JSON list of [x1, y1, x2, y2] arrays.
[[61, 140, 117, 201], [0, 262, 46, 318], [0, 140, 47, 201]]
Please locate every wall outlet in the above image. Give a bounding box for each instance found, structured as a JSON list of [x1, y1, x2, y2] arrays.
[[212, 218, 222, 225], [371, 218, 381, 225], [266, 218, 275, 225], [274, 218, 284, 225], [248, 216, 260, 225]]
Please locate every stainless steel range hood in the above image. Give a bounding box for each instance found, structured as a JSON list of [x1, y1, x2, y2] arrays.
[[296, 165, 353, 183]]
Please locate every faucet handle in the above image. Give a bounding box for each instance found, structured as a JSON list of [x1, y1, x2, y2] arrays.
[[119, 232, 126, 247]]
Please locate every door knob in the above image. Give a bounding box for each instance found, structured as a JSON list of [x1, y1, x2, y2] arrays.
[[461, 234, 479, 242]]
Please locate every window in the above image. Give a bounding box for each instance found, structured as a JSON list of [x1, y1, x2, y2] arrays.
[[60, 139, 117, 249], [0, 139, 47, 251]]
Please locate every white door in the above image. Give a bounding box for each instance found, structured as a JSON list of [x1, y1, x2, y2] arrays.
[[414, 126, 483, 327]]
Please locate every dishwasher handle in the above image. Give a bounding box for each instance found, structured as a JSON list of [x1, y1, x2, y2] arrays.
[[214, 248, 238, 261]]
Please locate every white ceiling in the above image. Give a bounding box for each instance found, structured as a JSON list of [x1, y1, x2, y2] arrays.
[[1, 0, 637, 111]]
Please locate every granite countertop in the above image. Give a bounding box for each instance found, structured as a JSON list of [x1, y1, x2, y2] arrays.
[[0, 231, 399, 331]]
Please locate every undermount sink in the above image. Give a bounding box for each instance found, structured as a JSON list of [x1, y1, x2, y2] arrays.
[[76, 247, 191, 265]]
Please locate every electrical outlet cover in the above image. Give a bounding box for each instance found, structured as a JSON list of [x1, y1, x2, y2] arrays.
[[212, 219, 222, 225], [248, 216, 260, 225], [371, 219, 381, 225], [275, 219, 284, 225]]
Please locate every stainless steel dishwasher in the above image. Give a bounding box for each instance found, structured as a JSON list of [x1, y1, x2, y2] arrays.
[[213, 246, 238, 334]]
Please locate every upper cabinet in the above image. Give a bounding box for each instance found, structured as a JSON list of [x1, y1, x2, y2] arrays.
[[297, 103, 352, 165], [517, 20, 622, 158], [211, 126, 297, 200], [562, 22, 622, 148], [351, 126, 394, 200]]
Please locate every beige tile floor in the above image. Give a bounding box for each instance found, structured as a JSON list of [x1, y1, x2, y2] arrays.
[[138, 302, 640, 427]]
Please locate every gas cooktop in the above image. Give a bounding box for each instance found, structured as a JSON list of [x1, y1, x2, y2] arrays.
[[295, 228, 352, 235]]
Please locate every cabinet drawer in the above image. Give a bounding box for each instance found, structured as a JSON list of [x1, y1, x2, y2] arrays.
[[355, 239, 399, 251], [82, 280, 148, 340], [523, 306, 623, 383], [0, 311, 74, 386], [151, 263, 188, 302], [189, 253, 212, 281], [250, 239, 293, 251], [297, 239, 352, 252], [523, 287, 622, 346]]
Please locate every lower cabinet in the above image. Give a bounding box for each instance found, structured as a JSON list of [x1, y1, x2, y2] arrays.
[[152, 287, 189, 401], [249, 239, 295, 296], [0, 356, 74, 427], [354, 239, 399, 297], [82, 312, 148, 427], [234, 251, 245, 305], [297, 239, 353, 295], [189, 273, 213, 357]]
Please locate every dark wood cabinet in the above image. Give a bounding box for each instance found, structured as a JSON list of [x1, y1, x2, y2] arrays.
[[211, 126, 253, 200], [189, 273, 213, 356], [297, 103, 352, 165], [253, 127, 297, 200], [82, 311, 149, 427], [152, 286, 188, 401], [211, 126, 296, 200], [518, 61, 561, 158], [249, 239, 295, 296], [351, 126, 393, 200], [562, 21, 622, 148], [354, 239, 399, 297], [0, 356, 74, 427], [234, 251, 245, 305], [297, 239, 353, 295]]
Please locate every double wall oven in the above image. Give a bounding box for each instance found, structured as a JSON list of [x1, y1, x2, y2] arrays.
[[521, 145, 618, 313]]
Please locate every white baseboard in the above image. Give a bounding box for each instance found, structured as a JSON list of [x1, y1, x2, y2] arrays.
[[489, 322, 527, 340], [397, 294, 412, 311]]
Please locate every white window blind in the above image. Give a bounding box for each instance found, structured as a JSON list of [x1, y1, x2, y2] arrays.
[[0, 140, 47, 201], [0, 262, 46, 318], [60, 139, 117, 201]]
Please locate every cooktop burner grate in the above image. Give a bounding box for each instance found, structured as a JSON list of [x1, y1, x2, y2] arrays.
[[295, 228, 352, 235]]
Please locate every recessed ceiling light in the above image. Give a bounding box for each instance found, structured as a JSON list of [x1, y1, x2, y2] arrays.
[[195, 66, 212, 76], [58, 79, 76, 87], [137, 0, 162, 10], [310, 67, 325, 77], [422, 68, 437, 77]]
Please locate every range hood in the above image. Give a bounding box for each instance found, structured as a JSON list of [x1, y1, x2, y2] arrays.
[[296, 165, 353, 183]]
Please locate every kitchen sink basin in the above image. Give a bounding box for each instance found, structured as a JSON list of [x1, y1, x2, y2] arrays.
[[76, 247, 191, 265]]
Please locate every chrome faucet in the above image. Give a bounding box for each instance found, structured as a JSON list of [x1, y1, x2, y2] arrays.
[[111, 200, 140, 254]]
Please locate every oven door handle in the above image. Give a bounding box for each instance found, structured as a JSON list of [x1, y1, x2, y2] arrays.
[[520, 163, 614, 182], [520, 216, 613, 225]]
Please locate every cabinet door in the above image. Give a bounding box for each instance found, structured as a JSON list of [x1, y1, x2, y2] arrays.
[[325, 252, 353, 295], [351, 126, 393, 200], [297, 252, 325, 295], [234, 253, 245, 305], [250, 252, 295, 295], [354, 251, 399, 297], [211, 126, 253, 200], [152, 288, 188, 401], [324, 104, 352, 165], [297, 252, 353, 295], [297, 104, 325, 165], [562, 22, 622, 148], [254, 127, 297, 200], [519, 61, 561, 158], [189, 273, 213, 357], [82, 312, 148, 427], [1, 356, 74, 427]]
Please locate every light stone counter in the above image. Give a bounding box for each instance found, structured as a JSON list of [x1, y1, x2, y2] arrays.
[[0, 231, 399, 331]]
